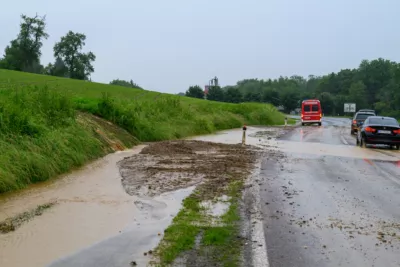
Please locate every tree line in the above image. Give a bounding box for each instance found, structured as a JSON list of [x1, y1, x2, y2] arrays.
[[0, 14, 97, 80], [185, 58, 400, 117]]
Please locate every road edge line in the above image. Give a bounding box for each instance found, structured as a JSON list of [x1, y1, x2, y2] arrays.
[[340, 135, 349, 145], [242, 160, 269, 267]]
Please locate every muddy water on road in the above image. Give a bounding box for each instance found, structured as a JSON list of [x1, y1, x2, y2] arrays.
[[48, 186, 194, 267], [195, 124, 400, 267], [192, 126, 400, 162], [1, 124, 399, 267], [0, 147, 146, 267]]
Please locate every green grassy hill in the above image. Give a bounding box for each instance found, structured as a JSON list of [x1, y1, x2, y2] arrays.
[[0, 69, 285, 194]]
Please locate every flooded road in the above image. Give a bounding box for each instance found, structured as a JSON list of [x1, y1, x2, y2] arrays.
[[47, 186, 194, 267], [259, 118, 400, 267], [0, 147, 144, 267], [0, 145, 193, 267], [1, 116, 399, 267]]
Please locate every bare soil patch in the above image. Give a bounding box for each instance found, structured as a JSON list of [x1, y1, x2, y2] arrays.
[[77, 112, 140, 152], [118, 140, 259, 199]]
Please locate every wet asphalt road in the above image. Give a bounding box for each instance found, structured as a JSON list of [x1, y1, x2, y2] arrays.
[[260, 117, 400, 267]]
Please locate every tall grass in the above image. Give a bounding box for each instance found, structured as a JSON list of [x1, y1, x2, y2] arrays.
[[0, 86, 106, 193], [76, 95, 284, 141], [0, 69, 285, 194]]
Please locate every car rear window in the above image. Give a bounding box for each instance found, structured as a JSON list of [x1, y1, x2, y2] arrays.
[[312, 105, 319, 111], [355, 113, 373, 120], [304, 105, 310, 112], [369, 118, 399, 126]]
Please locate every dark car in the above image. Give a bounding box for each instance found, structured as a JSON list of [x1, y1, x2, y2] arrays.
[[351, 112, 375, 135], [358, 109, 376, 115], [356, 116, 400, 149]]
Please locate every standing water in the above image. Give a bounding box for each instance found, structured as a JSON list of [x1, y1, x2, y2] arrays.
[[0, 147, 145, 267]]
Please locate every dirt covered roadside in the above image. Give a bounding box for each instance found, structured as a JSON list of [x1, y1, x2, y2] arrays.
[[118, 140, 262, 266]]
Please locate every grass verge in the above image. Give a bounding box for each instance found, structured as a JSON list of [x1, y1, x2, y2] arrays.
[[152, 181, 245, 267], [0, 201, 56, 234]]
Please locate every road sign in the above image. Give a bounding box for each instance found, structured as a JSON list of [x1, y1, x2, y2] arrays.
[[344, 103, 356, 113]]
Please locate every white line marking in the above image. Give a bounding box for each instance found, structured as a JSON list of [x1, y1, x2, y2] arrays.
[[340, 135, 349, 145], [245, 162, 269, 267]]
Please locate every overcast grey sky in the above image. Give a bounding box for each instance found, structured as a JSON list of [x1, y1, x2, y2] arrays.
[[1, 0, 399, 93]]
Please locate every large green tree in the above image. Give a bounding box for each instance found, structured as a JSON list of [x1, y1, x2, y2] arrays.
[[0, 14, 48, 73], [348, 81, 368, 110], [185, 85, 204, 99], [356, 58, 395, 106], [43, 57, 69, 77], [243, 91, 262, 102], [207, 86, 224, 101], [280, 89, 299, 113], [262, 89, 280, 106], [224, 87, 243, 103], [53, 31, 96, 80], [318, 92, 335, 115]]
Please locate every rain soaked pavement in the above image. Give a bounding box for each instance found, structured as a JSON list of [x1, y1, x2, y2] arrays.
[[259, 117, 400, 267], [1, 117, 399, 267]]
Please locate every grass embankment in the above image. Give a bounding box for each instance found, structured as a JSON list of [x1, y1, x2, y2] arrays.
[[0, 69, 284, 194], [0, 86, 138, 194]]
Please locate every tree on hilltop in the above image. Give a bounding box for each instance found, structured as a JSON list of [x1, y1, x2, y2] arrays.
[[53, 31, 96, 80], [43, 57, 69, 77], [224, 87, 243, 103], [185, 85, 204, 99], [206, 86, 225, 101], [0, 14, 48, 73]]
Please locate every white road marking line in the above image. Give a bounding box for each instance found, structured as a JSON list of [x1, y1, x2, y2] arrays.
[[245, 162, 269, 267], [340, 135, 349, 145]]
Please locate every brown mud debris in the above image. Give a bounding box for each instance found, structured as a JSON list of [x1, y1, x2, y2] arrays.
[[118, 140, 259, 198], [0, 201, 56, 234], [119, 140, 262, 266]]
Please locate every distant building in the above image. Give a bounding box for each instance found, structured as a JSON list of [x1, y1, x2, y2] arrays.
[[204, 85, 209, 95]]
